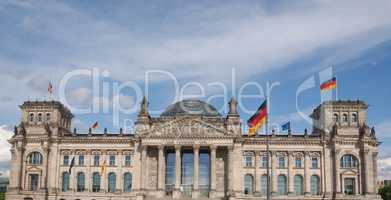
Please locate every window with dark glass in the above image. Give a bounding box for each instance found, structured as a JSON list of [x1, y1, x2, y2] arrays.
[[29, 174, 39, 191], [62, 172, 70, 192], [278, 157, 285, 168], [124, 155, 132, 166], [37, 113, 42, 122], [109, 155, 116, 166], [294, 175, 303, 195], [243, 152, 253, 168], [261, 156, 268, 168], [352, 113, 358, 123], [29, 113, 34, 122], [108, 172, 116, 193], [28, 152, 43, 165], [278, 175, 287, 195], [244, 174, 254, 195], [311, 158, 318, 168], [77, 172, 85, 192], [261, 175, 268, 195], [63, 155, 69, 166], [311, 175, 320, 195], [79, 155, 84, 166], [94, 155, 100, 166], [341, 155, 358, 168], [46, 113, 51, 122], [92, 172, 100, 192], [295, 158, 302, 168], [123, 173, 132, 192]]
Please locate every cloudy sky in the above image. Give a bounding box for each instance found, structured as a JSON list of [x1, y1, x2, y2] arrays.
[[0, 0, 391, 179]]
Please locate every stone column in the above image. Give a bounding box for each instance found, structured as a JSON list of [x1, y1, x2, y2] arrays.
[[271, 151, 277, 194], [140, 146, 147, 190], [210, 146, 217, 197], [42, 147, 50, 191], [157, 145, 166, 197], [227, 147, 234, 195], [173, 145, 182, 198], [192, 145, 200, 198], [288, 152, 294, 195], [8, 146, 24, 192], [254, 151, 261, 195], [304, 152, 310, 195]]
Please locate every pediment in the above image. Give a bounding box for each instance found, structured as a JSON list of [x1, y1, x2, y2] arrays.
[[139, 117, 234, 139], [340, 169, 358, 175]]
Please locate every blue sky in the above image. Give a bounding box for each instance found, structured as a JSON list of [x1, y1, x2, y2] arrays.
[[0, 0, 391, 177]]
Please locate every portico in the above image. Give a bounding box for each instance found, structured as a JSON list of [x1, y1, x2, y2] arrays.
[[139, 144, 225, 199]]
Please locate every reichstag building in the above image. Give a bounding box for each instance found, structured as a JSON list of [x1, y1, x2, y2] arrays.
[[6, 98, 380, 200]]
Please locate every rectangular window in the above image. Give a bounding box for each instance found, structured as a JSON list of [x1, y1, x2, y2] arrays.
[[261, 156, 268, 168], [278, 157, 285, 168], [243, 153, 253, 168], [94, 155, 100, 166], [109, 155, 116, 166], [295, 158, 302, 168], [124, 155, 132, 166], [311, 158, 318, 168], [79, 155, 84, 166], [29, 174, 39, 191], [63, 155, 69, 166]]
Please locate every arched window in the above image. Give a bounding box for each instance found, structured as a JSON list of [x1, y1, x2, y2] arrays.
[[77, 172, 85, 192], [340, 154, 358, 168], [29, 113, 34, 122], [62, 172, 70, 192], [244, 174, 254, 195], [342, 114, 348, 123], [261, 175, 268, 195], [37, 113, 42, 122], [294, 175, 303, 195], [92, 172, 100, 192], [311, 175, 320, 195], [28, 152, 43, 165], [277, 175, 287, 195], [108, 172, 116, 193], [123, 172, 132, 192], [333, 113, 339, 123], [352, 113, 358, 123], [46, 113, 51, 122]]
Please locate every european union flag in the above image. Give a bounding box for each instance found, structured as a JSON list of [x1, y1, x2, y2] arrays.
[[282, 122, 290, 131]]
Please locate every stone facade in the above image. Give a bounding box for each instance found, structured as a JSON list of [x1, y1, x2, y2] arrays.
[[6, 98, 381, 200]]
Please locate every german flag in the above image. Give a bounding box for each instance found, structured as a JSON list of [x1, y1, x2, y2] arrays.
[[247, 100, 268, 137], [320, 77, 337, 92]]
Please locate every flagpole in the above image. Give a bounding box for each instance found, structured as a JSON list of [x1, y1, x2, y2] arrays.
[[266, 96, 271, 200]]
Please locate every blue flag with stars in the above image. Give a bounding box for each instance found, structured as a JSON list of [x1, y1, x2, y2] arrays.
[[282, 122, 290, 131]]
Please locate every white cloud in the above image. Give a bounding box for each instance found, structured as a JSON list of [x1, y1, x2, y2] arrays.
[[378, 156, 391, 180], [0, 125, 12, 160]]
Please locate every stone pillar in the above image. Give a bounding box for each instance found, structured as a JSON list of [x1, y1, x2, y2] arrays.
[[140, 146, 147, 190], [192, 145, 200, 198], [304, 151, 310, 195], [288, 152, 294, 195], [271, 151, 277, 194], [157, 145, 166, 197], [254, 151, 261, 195], [42, 147, 50, 191], [210, 146, 217, 197], [8, 146, 24, 192], [227, 147, 234, 195], [173, 145, 182, 198]]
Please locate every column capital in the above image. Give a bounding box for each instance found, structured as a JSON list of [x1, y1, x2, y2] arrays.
[[157, 145, 165, 150], [175, 145, 181, 150], [193, 144, 200, 150], [210, 145, 217, 150]]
